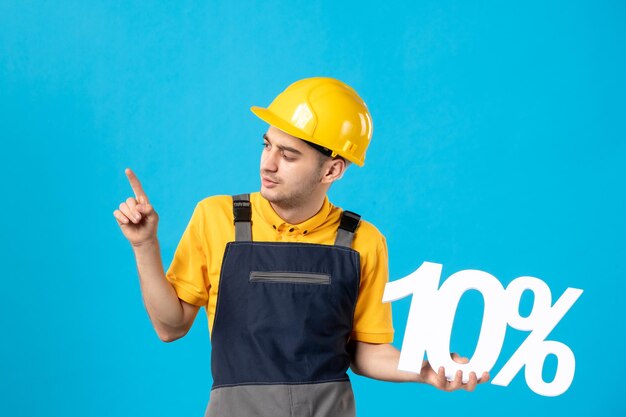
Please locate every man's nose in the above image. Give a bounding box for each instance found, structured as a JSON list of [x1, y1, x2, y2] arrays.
[[261, 149, 279, 172]]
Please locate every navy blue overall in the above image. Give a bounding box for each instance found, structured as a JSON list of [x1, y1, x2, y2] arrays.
[[205, 194, 362, 417]]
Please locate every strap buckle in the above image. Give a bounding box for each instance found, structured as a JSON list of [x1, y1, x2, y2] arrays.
[[338, 210, 361, 233], [233, 200, 251, 224]]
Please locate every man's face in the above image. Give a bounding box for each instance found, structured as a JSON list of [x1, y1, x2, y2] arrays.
[[260, 126, 326, 209]]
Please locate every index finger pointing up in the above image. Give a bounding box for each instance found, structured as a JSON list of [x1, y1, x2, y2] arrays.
[[125, 167, 150, 204]]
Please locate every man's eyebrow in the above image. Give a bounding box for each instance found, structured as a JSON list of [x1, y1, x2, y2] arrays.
[[263, 133, 303, 155]]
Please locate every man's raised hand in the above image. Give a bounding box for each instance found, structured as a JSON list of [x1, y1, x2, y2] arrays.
[[113, 168, 159, 247]]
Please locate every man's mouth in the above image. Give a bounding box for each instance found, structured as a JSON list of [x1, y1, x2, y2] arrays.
[[261, 176, 279, 187]]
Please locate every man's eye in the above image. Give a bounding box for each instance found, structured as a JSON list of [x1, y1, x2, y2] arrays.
[[262, 142, 270, 149]]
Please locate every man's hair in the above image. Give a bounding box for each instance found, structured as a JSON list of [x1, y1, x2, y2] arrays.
[[302, 138, 351, 169], [316, 153, 351, 172]]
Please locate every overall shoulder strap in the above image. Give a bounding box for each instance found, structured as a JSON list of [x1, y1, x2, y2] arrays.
[[334, 210, 361, 248], [232, 194, 252, 241]]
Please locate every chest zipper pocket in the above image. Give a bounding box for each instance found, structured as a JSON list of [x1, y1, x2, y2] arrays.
[[249, 271, 331, 285]]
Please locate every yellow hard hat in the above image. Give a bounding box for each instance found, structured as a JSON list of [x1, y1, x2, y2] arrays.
[[251, 77, 373, 166]]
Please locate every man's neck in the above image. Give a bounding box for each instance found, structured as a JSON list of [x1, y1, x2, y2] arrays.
[[270, 194, 326, 225]]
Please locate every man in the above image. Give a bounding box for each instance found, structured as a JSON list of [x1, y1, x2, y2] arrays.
[[113, 77, 489, 417]]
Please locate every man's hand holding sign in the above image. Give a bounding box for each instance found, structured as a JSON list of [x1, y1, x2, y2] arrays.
[[350, 341, 489, 392]]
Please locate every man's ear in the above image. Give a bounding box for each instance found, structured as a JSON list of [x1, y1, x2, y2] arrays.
[[321, 158, 347, 184]]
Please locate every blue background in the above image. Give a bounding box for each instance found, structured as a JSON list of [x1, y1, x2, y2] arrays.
[[1, 1, 624, 416]]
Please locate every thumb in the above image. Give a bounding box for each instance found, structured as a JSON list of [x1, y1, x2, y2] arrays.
[[137, 203, 153, 215]]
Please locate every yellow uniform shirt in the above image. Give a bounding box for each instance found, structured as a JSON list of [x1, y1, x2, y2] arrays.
[[165, 192, 394, 344]]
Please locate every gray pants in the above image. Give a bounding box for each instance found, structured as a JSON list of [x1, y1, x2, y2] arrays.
[[205, 381, 356, 417]]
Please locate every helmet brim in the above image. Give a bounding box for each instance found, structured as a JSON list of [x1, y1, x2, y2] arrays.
[[250, 106, 316, 143]]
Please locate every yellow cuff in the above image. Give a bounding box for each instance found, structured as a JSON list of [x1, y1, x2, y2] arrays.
[[350, 331, 394, 344], [167, 280, 207, 307]]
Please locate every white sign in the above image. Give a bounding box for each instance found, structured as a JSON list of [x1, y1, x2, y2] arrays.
[[382, 262, 583, 397]]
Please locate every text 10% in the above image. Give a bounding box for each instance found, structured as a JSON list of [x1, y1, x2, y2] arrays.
[[383, 262, 583, 396]]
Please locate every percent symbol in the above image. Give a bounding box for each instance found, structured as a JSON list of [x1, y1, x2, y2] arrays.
[[382, 262, 584, 397], [491, 277, 583, 396]]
